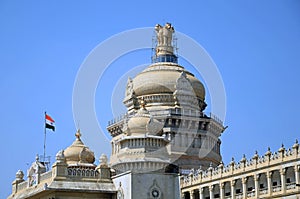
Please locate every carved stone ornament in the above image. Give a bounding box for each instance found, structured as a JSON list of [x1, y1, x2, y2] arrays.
[[125, 77, 134, 97], [155, 23, 174, 47], [117, 182, 124, 199], [55, 150, 65, 163], [79, 147, 95, 163], [122, 119, 129, 134], [174, 72, 196, 101], [148, 179, 163, 199], [16, 170, 24, 181], [99, 154, 108, 166], [175, 72, 192, 91], [146, 117, 164, 135]]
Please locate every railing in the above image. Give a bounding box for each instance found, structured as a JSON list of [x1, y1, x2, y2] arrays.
[[108, 108, 223, 126], [235, 193, 243, 199], [247, 190, 255, 197], [272, 185, 282, 192], [108, 113, 129, 126], [67, 168, 98, 178], [259, 187, 268, 195], [286, 182, 296, 190], [209, 112, 223, 125]]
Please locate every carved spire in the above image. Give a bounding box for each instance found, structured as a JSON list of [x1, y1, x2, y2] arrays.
[[230, 157, 235, 166], [265, 146, 271, 157], [278, 143, 285, 153], [240, 154, 246, 163], [252, 150, 259, 160], [293, 139, 299, 150]]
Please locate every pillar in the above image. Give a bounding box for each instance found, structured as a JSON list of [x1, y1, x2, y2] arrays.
[[295, 165, 300, 187], [231, 180, 236, 199], [280, 168, 286, 194], [254, 174, 260, 198], [189, 190, 194, 199], [181, 192, 186, 199], [242, 177, 247, 199], [209, 185, 214, 199], [267, 171, 273, 196], [199, 187, 204, 199], [220, 182, 225, 199]]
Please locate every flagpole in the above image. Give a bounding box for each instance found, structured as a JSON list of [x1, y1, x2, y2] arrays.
[[44, 111, 46, 162]]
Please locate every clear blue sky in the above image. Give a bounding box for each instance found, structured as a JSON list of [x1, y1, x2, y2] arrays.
[[1, 1, 300, 198]]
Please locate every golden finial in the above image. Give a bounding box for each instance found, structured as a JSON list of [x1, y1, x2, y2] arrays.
[[75, 129, 81, 140]]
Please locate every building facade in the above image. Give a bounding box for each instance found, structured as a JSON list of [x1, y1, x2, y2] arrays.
[[180, 142, 300, 199], [107, 22, 225, 198], [8, 131, 116, 199]]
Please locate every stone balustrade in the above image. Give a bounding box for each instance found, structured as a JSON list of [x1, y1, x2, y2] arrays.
[[181, 141, 300, 199]]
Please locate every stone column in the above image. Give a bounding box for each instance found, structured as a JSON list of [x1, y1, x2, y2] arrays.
[[178, 133, 182, 147], [181, 192, 186, 199], [209, 185, 214, 199], [254, 174, 260, 198], [185, 133, 189, 147], [220, 182, 225, 199], [267, 171, 273, 196], [242, 177, 247, 199], [295, 165, 300, 189], [231, 180, 236, 199], [190, 190, 195, 199], [280, 168, 286, 194], [199, 187, 204, 199]]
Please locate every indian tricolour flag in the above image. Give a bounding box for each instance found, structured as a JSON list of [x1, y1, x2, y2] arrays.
[[45, 114, 55, 131]]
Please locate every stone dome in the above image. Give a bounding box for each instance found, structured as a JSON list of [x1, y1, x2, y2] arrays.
[[126, 102, 163, 135], [133, 63, 205, 100], [123, 23, 206, 112], [124, 62, 206, 111], [64, 130, 95, 165], [127, 108, 150, 134]]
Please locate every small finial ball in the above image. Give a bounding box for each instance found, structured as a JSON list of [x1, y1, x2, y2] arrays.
[[75, 129, 81, 139], [16, 170, 24, 180]]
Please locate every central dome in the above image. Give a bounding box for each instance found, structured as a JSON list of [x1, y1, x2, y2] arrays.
[[133, 62, 205, 100], [123, 23, 207, 112]]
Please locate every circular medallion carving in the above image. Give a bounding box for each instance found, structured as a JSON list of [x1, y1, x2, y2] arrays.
[[151, 189, 160, 198]]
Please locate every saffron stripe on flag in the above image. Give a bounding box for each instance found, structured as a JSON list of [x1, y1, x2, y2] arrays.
[[46, 114, 55, 123], [45, 113, 55, 131]]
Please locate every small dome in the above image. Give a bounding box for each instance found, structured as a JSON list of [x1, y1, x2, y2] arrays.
[[64, 130, 95, 165], [126, 102, 163, 135], [16, 170, 24, 180], [127, 107, 151, 134]]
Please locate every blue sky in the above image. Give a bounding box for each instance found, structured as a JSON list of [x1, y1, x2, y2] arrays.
[[1, 1, 300, 198]]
